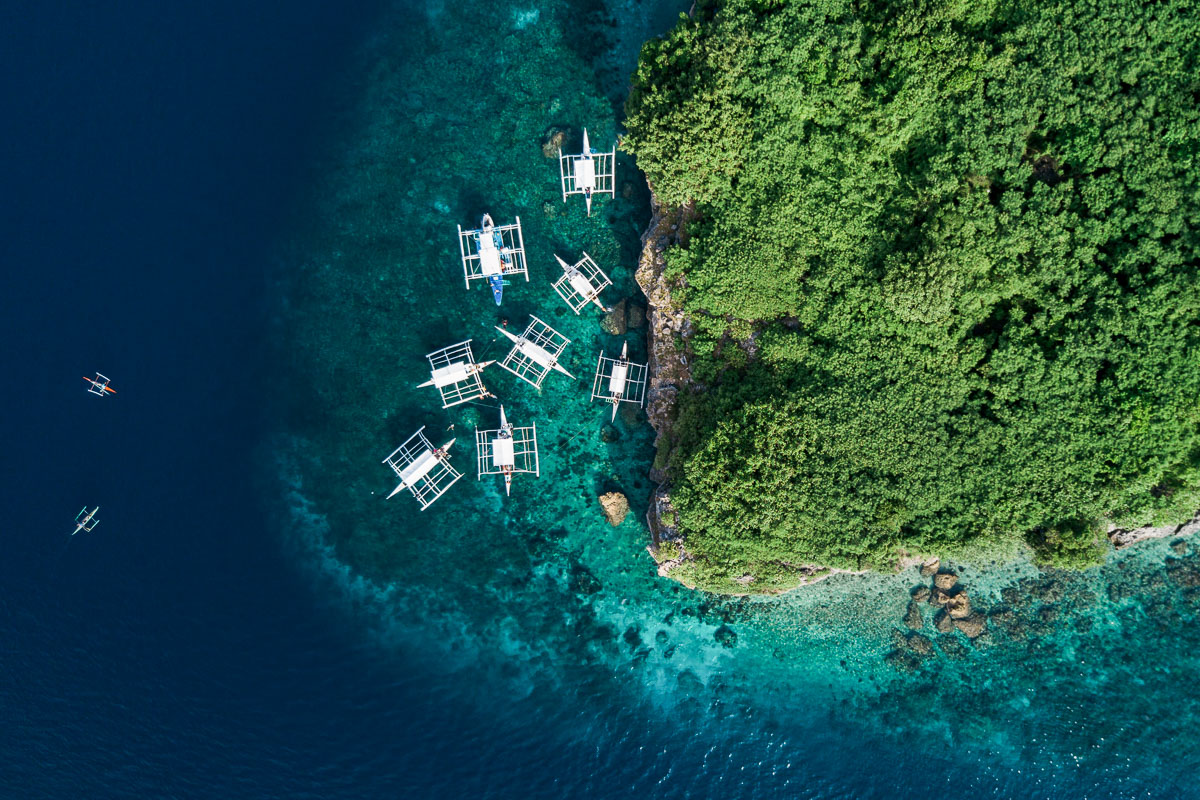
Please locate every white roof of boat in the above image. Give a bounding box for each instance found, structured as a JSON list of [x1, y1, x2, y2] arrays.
[[399, 449, 439, 487], [491, 437, 515, 467], [608, 363, 628, 394], [568, 272, 594, 297], [516, 339, 557, 369], [574, 155, 596, 188], [431, 362, 471, 388]]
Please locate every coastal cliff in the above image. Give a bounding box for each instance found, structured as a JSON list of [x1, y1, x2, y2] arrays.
[[634, 190, 694, 577]]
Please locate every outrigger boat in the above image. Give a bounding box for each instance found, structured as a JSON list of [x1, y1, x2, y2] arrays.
[[552, 252, 612, 314], [495, 316, 575, 389], [71, 506, 100, 536], [474, 405, 539, 496], [458, 214, 528, 306], [83, 373, 116, 396], [382, 427, 463, 508], [417, 340, 495, 408], [559, 129, 616, 217], [592, 341, 648, 422]]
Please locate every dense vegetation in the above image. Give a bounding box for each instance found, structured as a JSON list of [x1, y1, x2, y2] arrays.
[[626, 0, 1200, 592]]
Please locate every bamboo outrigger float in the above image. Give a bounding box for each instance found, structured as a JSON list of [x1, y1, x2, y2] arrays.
[[552, 253, 612, 314], [495, 315, 575, 389], [382, 427, 463, 509], [417, 339, 494, 409], [458, 213, 527, 305], [474, 405, 539, 496], [591, 342, 647, 422], [559, 129, 615, 216]]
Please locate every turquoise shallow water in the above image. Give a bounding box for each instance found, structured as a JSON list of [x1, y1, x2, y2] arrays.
[[269, 1, 1200, 796]]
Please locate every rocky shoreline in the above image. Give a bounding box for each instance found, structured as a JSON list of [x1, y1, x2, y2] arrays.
[[632, 190, 695, 576]]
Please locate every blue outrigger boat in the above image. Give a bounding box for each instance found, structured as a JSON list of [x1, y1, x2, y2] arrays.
[[458, 213, 528, 305], [476, 214, 509, 305]]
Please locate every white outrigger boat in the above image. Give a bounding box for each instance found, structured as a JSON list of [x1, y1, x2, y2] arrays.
[[495, 315, 575, 389], [417, 339, 494, 408], [591, 341, 648, 422], [382, 427, 463, 509], [559, 129, 615, 216], [457, 213, 527, 305], [70, 506, 100, 536], [83, 373, 116, 396], [474, 405, 539, 496], [552, 253, 612, 314]]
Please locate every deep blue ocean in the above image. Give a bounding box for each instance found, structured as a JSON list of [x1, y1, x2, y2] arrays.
[[3, 2, 1199, 798]]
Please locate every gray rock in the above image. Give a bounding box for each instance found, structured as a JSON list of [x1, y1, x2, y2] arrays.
[[933, 572, 958, 591]]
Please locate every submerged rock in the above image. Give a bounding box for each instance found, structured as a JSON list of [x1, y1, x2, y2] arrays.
[[1166, 559, 1200, 587], [954, 612, 987, 639], [933, 572, 958, 591], [714, 625, 738, 648], [601, 299, 628, 335], [903, 600, 924, 630], [938, 636, 970, 658], [910, 585, 931, 603], [884, 649, 920, 673], [933, 609, 955, 634], [540, 126, 567, 158], [568, 562, 603, 595], [599, 491, 629, 526], [904, 632, 934, 656]]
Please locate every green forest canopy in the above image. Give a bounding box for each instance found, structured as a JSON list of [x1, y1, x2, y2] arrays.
[[625, 0, 1200, 592]]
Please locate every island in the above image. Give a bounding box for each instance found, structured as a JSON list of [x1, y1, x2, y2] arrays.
[[623, 0, 1200, 594]]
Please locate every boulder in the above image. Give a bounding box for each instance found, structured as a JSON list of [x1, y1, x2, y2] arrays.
[[954, 612, 986, 639], [910, 585, 931, 603], [933, 572, 958, 591], [920, 559, 940, 577], [903, 600, 924, 630], [946, 592, 972, 620], [933, 609, 955, 634], [931, 588, 951, 607], [599, 492, 629, 526]]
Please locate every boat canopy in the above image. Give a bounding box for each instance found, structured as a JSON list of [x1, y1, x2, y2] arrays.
[[552, 253, 612, 314]]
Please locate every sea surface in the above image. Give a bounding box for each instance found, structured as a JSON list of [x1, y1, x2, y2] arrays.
[[3, 1, 1199, 798]]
